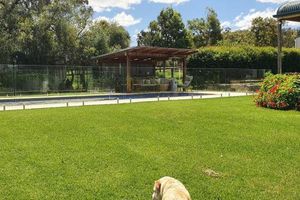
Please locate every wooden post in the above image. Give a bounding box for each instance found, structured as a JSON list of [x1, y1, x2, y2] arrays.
[[183, 57, 187, 84], [277, 20, 283, 74], [171, 60, 174, 78], [153, 61, 156, 77], [163, 60, 166, 78], [126, 53, 132, 93]]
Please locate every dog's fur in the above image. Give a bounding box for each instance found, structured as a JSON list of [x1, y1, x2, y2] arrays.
[[152, 176, 191, 200]]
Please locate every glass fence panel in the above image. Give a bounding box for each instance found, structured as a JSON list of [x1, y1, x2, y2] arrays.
[[188, 68, 267, 91], [0, 64, 268, 96], [0, 65, 15, 96]]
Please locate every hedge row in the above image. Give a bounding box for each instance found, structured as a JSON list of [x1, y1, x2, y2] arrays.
[[187, 46, 300, 73]]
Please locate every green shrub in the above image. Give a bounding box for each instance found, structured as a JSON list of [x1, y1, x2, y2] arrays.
[[254, 73, 300, 110], [188, 46, 300, 72]]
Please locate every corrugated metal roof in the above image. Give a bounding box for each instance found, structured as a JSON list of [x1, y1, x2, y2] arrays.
[[274, 1, 300, 18]]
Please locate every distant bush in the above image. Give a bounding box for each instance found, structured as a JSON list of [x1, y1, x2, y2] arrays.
[[254, 73, 300, 110], [188, 46, 300, 72]]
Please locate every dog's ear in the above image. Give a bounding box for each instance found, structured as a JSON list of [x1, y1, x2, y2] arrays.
[[155, 181, 161, 191]]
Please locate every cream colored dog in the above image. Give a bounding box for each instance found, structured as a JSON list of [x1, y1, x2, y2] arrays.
[[152, 176, 191, 200]]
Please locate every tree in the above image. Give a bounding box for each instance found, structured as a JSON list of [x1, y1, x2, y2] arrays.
[[137, 21, 161, 47], [221, 29, 255, 46], [251, 17, 277, 47], [0, 0, 94, 64], [82, 20, 130, 59], [0, 0, 132, 65], [283, 28, 298, 48], [221, 17, 298, 48], [137, 7, 192, 48], [157, 7, 192, 48], [206, 8, 222, 45], [108, 23, 131, 50], [187, 18, 208, 47], [187, 8, 222, 48]]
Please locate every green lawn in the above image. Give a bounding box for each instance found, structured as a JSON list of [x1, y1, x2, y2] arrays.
[[0, 97, 299, 199]]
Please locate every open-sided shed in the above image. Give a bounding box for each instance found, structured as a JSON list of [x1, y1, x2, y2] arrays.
[[92, 46, 197, 93]]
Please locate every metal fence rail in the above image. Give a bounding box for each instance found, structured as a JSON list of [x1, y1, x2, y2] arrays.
[[0, 92, 255, 112]]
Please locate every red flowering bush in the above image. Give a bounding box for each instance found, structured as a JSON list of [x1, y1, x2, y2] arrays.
[[254, 73, 300, 110]]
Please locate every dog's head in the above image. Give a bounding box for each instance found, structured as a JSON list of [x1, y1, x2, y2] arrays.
[[152, 180, 162, 200]]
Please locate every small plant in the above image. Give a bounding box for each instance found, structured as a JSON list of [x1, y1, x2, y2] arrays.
[[254, 72, 300, 110]]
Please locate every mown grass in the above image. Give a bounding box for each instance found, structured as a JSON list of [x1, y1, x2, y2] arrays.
[[0, 97, 299, 199]]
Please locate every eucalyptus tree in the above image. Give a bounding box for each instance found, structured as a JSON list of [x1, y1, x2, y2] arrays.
[[137, 7, 192, 48], [0, 0, 93, 64], [187, 8, 222, 48], [81, 20, 130, 61]]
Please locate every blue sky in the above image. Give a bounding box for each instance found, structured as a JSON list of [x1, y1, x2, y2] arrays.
[[89, 0, 289, 46]]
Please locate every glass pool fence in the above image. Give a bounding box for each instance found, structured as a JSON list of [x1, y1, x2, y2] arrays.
[[0, 64, 268, 97]]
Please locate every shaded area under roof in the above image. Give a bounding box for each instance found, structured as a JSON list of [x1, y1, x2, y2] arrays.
[[274, 1, 300, 21], [92, 46, 197, 63]]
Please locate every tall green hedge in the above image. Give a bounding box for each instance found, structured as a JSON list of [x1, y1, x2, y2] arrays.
[[187, 46, 300, 73]]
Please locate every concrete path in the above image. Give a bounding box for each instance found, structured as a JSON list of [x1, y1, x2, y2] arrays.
[[0, 91, 254, 112]]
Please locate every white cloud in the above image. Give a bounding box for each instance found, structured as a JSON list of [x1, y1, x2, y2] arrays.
[[286, 21, 300, 28], [256, 0, 288, 4], [95, 16, 110, 22], [131, 29, 140, 46], [89, 0, 190, 13], [113, 12, 142, 26], [221, 21, 231, 28], [225, 7, 300, 31], [89, 0, 142, 12], [149, 0, 189, 4], [233, 8, 276, 30], [95, 12, 142, 27]]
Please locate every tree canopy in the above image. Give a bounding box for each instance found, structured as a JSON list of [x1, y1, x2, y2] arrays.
[[188, 8, 223, 48], [0, 2, 299, 65], [81, 20, 130, 61], [251, 17, 278, 47], [137, 7, 192, 48], [0, 0, 130, 65], [221, 17, 299, 48]]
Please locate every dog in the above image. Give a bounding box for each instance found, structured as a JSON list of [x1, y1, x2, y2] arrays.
[[152, 176, 191, 200]]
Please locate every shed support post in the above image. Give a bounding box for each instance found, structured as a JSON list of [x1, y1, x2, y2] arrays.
[[277, 20, 283, 74], [126, 53, 132, 93], [163, 60, 166, 78], [153, 61, 156, 77], [183, 57, 187, 84]]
